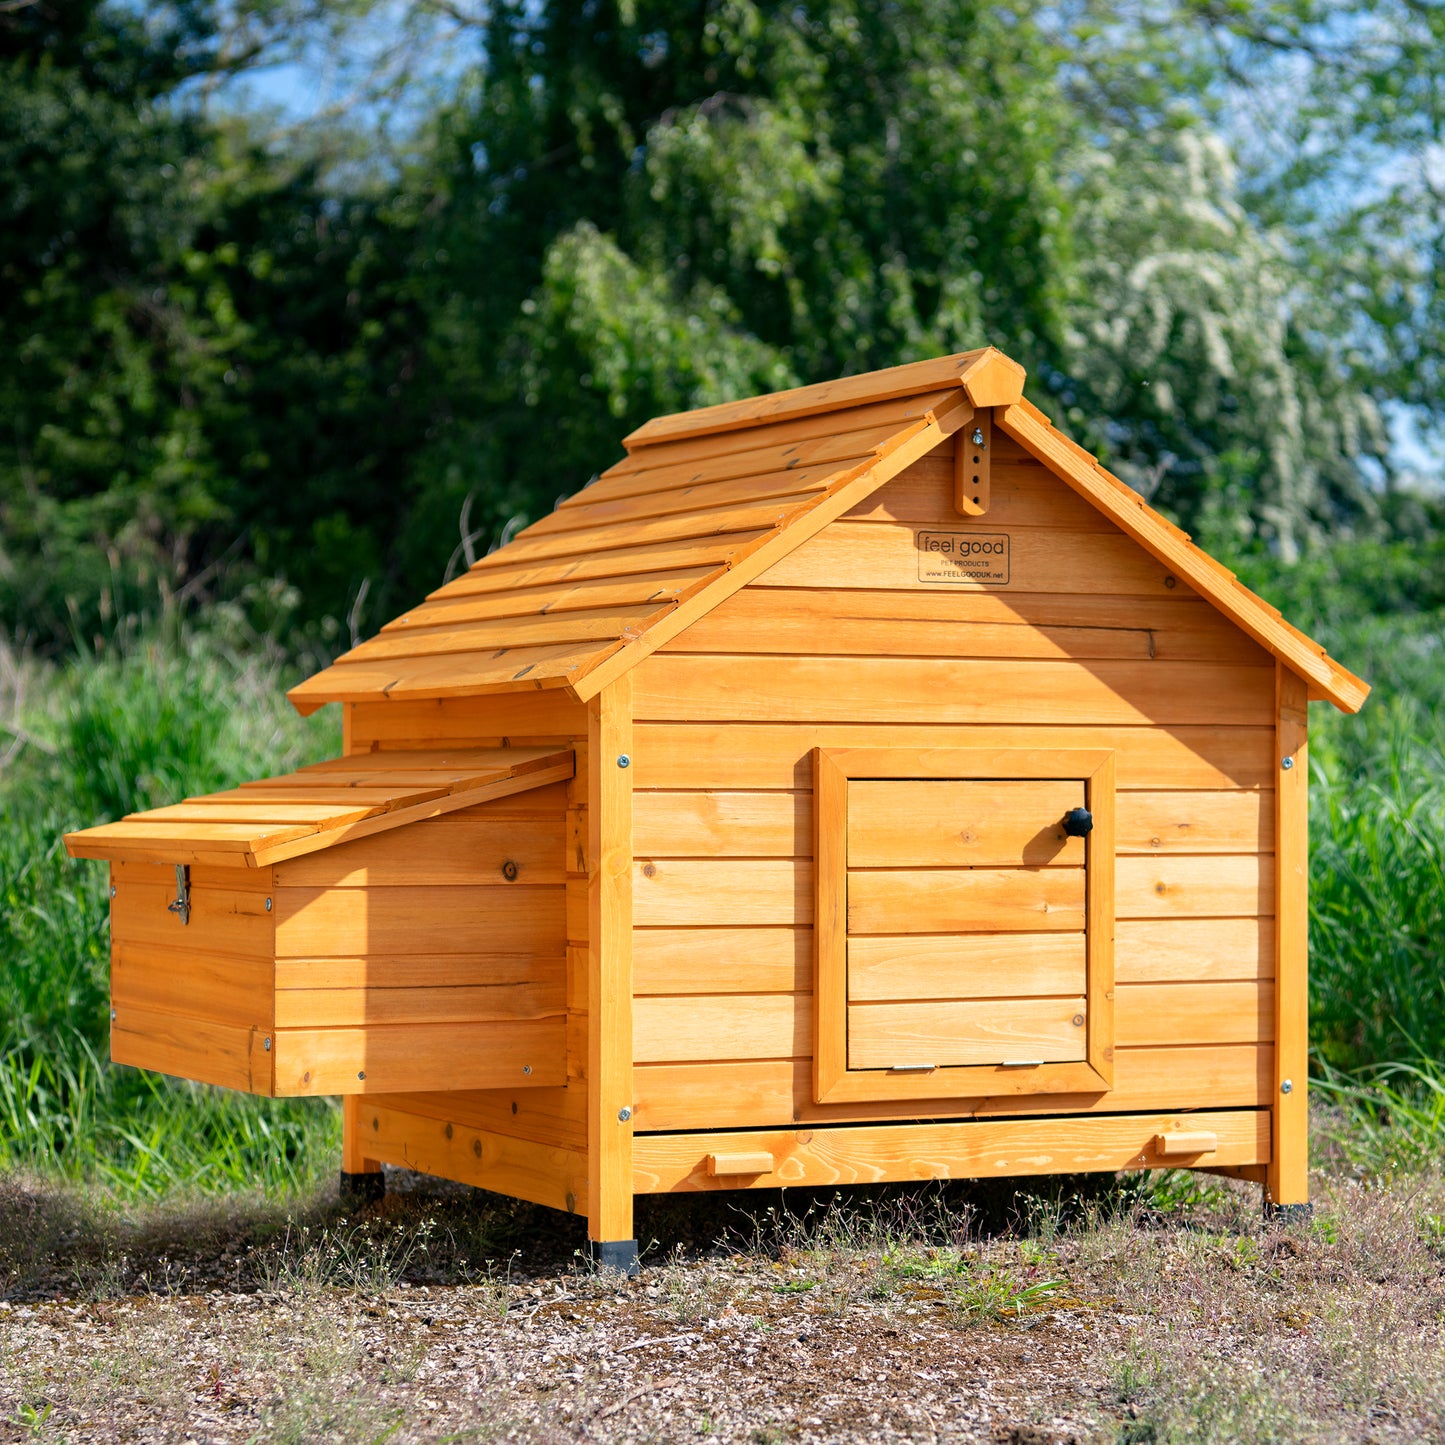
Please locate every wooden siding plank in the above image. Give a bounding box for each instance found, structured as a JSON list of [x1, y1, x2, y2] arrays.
[[1116, 981, 1273, 1046], [630, 1045, 1272, 1131], [359, 1104, 587, 1214], [1116, 917, 1274, 982], [272, 885, 565, 957], [634, 859, 814, 927], [842, 453, 1113, 531], [631, 1109, 1269, 1193], [847, 933, 1087, 1001], [755, 524, 1197, 597], [848, 779, 1085, 867], [632, 723, 1275, 791], [847, 867, 1086, 934], [111, 879, 275, 957], [350, 697, 586, 745], [661, 586, 1270, 665], [272, 981, 564, 1028], [111, 1006, 274, 1094], [634, 994, 810, 1064], [272, 1018, 564, 1095], [632, 656, 1276, 726], [274, 816, 565, 888], [112, 942, 274, 1030], [272, 954, 564, 990], [848, 997, 1088, 1069], [1116, 791, 1274, 855], [1117, 855, 1274, 918], [634, 791, 811, 858], [633, 927, 809, 995]]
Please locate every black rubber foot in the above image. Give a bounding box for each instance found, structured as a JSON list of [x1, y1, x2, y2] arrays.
[[1263, 1200, 1313, 1224], [340, 1168, 386, 1206], [589, 1238, 640, 1277]]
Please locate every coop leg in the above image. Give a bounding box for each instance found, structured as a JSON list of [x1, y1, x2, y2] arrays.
[[1267, 665, 1310, 1224], [340, 1096, 386, 1205]]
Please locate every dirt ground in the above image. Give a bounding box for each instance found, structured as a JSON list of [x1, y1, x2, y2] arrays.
[[2, 1165, 1443, 1444]]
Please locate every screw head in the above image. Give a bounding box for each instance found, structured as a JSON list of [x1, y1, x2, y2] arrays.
[[1282, 757, 1294, 771], [971, 426, 986, 447], [522, 1064, 532, 1075], [263, 1037, 272, 1051], [357, 1070, 365, 1081], [110, 885, 116, 899], [265, 897, 273, 911], [1281, 1079, 1293, 1094], [617, 754, 631, 769], [617, 1106, 633, 1122], [110, 1008, 116, 1021]]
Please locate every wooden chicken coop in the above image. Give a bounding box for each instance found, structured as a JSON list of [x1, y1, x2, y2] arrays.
[[66, 347, 1367, 1273]]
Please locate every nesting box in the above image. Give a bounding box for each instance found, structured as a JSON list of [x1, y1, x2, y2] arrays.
[[66, 347, 1367, 1272]]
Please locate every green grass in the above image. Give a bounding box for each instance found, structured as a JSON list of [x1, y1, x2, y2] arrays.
[[0, 615, 341, 1198]]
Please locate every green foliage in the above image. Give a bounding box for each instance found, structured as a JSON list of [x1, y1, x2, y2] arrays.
[[0, 621, 339, 1197], [4, 0, 1437, 652]]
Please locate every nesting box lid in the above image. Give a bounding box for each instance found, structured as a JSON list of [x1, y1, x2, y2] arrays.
[[287, 346, 1368, 715], [62, 745, 575, 868]]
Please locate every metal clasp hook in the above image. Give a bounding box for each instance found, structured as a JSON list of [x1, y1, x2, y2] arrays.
[[167, 864, 190, 926]]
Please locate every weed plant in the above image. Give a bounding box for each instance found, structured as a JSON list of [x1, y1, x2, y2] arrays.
[[0, 610, 340, 1197]]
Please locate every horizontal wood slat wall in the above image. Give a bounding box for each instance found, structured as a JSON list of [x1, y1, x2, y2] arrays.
[[629, 442, 1278, 1132], [331, 711, 591, 1155]]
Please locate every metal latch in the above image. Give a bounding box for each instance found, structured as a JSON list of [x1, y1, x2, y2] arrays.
[[167, 864, 191, 926], [1000, 1059, 1044, 1068], [888, 1063, 937, 1073]]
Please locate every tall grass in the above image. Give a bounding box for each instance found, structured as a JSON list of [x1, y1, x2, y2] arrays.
[[0, 616, 342, 1198]]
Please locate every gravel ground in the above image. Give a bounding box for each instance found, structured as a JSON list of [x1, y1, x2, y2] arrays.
[[2, 1166, 1443, 1443]]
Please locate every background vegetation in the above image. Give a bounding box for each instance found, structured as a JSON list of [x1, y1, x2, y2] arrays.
[[2, 0, 1443, 1198]]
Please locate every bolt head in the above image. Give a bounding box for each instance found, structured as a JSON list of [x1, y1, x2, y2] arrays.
[[617, 754, 631, 769], [1282, 757, 1294, 771], [1281, 1079, 1293, 1094], [617, 1105, 633, 1122]]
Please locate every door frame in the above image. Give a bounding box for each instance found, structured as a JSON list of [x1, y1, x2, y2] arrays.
[[813, 747, 1116, 1104]]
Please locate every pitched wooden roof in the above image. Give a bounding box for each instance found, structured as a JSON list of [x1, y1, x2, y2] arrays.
[[288, 346, 1367, 715], [63, 746, 574, 868]]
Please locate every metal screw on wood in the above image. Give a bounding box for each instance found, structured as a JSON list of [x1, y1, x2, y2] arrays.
[[110, 886, 116, 899], [617, 1106, 633, 1122], [617, 754, 631, 768], [1282, 757, 1294, 770], [263, 1037, 271, 1051], [1281, 1079, 1293, 1094], [522, 1064, 532, 1075], [110, 1008, 116, 1021], [265, 897, 273, 911]]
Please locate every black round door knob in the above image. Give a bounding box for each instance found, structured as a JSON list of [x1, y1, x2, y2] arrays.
[[1063, 807, 1094, 838]]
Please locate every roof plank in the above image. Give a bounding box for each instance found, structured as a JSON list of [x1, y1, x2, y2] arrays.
[[623, 350, 989, 449], [63, 746, 575, 867]]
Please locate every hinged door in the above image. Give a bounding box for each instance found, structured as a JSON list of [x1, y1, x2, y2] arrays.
[[814, 748, 1115, 1104]]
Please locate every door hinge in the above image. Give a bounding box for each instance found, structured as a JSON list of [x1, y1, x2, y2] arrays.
[[167, 864, 191, 926]]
